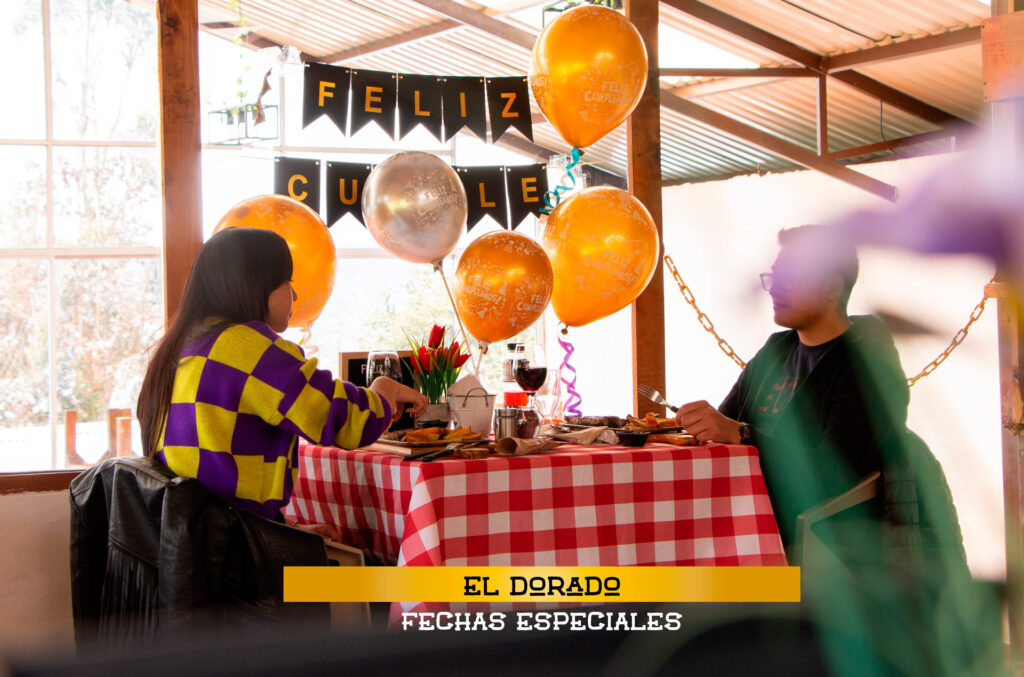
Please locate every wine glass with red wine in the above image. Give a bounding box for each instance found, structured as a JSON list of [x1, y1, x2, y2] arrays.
[[512, 343, 547, 438], [513, 343, 548, 395]]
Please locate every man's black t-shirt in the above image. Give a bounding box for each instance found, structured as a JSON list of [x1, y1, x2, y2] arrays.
[[719, 316, 909, 544], [755, 336, 842, 437]]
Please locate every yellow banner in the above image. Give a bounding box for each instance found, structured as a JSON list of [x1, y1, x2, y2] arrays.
[[283, 566, 800, 603]]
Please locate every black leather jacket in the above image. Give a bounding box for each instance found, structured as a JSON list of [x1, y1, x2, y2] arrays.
[[70, 457, 328, 644]]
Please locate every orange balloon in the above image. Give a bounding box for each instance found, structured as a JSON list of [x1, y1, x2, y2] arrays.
[[454, 231, 553, 346], [214, 195, 336, 328], [530, 5, 648, 149], [542, 187, 659, 327]]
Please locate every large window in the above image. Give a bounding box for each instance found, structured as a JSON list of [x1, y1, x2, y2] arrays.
[[0, 16, 558, 471], [0, 0, 161, 472]]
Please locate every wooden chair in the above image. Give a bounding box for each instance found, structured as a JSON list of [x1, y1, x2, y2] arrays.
[[792, 471, 882, 569], [323, 539, 370, 630]]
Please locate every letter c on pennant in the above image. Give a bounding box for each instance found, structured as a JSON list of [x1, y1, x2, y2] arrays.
[[288, 174, 308, 201]]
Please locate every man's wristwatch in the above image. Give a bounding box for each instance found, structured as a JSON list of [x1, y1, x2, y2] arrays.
[[738, 422, 753, 444]]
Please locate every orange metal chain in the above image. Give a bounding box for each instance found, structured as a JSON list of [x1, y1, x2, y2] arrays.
[[905, 286, 991, 387], [664, 254, 992, 388], [664, 255, 748, 370]]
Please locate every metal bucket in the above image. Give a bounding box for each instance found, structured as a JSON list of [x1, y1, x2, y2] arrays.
[[447, 386, 496, 436]]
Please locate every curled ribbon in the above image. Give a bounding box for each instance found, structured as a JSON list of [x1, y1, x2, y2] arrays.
[[297, 325, 319, 358], [539, 147, 583, 214], [558, 332, 583, 417]]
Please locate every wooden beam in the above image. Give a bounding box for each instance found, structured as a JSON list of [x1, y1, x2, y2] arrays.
[[0, 471, 81, 495], [661, 67, 815, 78], [829, 70, 972, 129], [816, 75, 828, 155], [668, 76, 786, 98], [626, 0, 666, 418], [157, 0, 203, 322], [320, 20, 460, 63], [200, 20, 239, 30], [660, 0, 824, 71], [409, 0, 536, 50], [661, 91, 897, 201], [824, 26, 982, 72], [491, 130, 558, 163], [238, 31, 317, 62], [825, 128, 959, 161]]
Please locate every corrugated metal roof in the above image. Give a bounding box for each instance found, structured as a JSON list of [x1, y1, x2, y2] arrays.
[[195, 0, 991, 187], [344, 25, 532, 76], [661, 0, 988, 57]]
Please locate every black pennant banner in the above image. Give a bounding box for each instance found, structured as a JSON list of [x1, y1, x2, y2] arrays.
[[302, 63, 350, 132], [326, 161, 372, 227], [397, 74, 443, 142], [274, 157, 321, 214], [442, 76, 488, 142], [505, 164, 548, 230], [486, 76, 533, 142], [276, 159, 550, 233], [350, 70, 397, 138], [456, 165, 509, 231], [303, 65, 533, 143]]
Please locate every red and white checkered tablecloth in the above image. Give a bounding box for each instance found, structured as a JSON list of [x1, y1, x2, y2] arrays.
[[285, 441, 787, 568]]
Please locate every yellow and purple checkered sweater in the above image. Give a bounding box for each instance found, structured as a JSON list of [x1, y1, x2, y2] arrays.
[[155, 321, 392, 519]]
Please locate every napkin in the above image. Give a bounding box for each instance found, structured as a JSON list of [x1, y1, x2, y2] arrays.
[[447, 374, 491, 403], [494, 437, 563, 456], [541, 424, 620, 445]]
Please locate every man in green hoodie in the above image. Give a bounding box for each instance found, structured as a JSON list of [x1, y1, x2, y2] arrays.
[[675, 225, 910, 548], [673, 228, 995, 677]]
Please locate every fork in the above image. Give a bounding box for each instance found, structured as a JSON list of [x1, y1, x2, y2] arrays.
[[637, 384, 679, 413]]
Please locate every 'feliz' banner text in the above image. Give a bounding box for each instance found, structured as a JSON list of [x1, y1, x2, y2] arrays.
[[304, 63, 532, 143]]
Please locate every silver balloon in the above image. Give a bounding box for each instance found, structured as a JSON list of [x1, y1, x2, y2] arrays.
[[362, 152, 468, 264]]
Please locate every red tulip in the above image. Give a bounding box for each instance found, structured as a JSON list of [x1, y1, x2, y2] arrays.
[[449, 341, 460, 360], [410, 356, 422, 374], [454, 353, 470, 368], [418, 345, 431, 372], [428, 324, 445, 349]]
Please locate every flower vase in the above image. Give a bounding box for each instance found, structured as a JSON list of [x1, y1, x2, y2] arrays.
[[416, 402, 451, 429]]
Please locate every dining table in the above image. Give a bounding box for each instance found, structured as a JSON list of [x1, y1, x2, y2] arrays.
[[285, 439, 788, 569]]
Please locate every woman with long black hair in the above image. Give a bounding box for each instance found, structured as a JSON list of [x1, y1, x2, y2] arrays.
[[137, 228, 426, 534]]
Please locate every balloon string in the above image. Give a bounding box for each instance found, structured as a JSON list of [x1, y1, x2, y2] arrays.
[[434, 262, 470, 351], [471, 344, 486, 381], [558, 332, 583, 417], [539, 147, 582, 214]]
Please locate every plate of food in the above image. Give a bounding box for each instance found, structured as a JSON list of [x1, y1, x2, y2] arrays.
[[564, 413, 686, 431], [622, 412, 686, 431], [378, 426, 484, 448], [563, 416, 628, 429]]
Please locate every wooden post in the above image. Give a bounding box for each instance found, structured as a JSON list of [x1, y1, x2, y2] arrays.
[[157, 0, 203, 323], [63, 410, 86, 467], [986, 3, 1024, 671], [116, 416, 134, 457], [106, 408, 131, 457], [626, 0, 666, 417], [997, 293, 1024, 672]]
